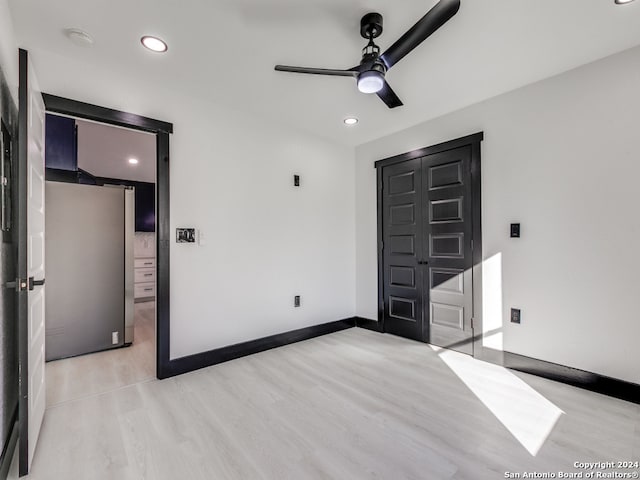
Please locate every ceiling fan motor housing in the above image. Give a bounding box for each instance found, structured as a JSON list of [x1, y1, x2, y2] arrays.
[[361, 12, 383, 39]]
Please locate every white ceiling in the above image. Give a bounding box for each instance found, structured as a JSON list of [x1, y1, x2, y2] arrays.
[[76, 118, 156, 183], [9, 0, 640, 147]]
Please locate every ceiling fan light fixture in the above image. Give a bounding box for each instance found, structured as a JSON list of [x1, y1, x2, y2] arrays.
[[357, 71, 384, 94]]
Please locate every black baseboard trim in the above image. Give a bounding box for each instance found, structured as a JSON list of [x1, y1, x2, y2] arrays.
[[474, 345, 505, 365], [0, 411, 18, 480], [161, 318, 357, 378], [502, 351, 640, 405], [355, 317, 384, 333]]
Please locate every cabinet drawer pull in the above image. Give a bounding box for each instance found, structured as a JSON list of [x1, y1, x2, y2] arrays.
[[144, 273, 153, 277], [144, 288, 153, 292], [144, 262, 152, 265]]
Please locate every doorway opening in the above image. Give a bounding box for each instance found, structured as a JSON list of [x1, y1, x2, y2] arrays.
[[44, 114, 158, 405], [40, 93, 172, 380]]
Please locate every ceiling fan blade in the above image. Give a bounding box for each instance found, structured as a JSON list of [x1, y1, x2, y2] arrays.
[[376, 80, 404, 109], [275, 65, 358, 77], [380, 0, 460, 70]]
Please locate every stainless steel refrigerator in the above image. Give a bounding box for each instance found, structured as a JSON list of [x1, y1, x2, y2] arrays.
[[45, 181, 134, 361]]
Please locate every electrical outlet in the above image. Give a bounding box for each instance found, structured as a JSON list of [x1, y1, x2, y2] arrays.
[[510, 223, 521, 238], [510, 308, 521, 324], [294, 175, 300, 187], [294, 295, 301, 307], [112, 331, 119, 345]]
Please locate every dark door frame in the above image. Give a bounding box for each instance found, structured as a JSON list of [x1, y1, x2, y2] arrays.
[[374, 132, 484, 357], [41, 93, 174, 379], [0, 56, 19, 480]]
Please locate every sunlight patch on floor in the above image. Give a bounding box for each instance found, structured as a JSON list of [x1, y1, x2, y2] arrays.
[[432, 345, 564, 456]]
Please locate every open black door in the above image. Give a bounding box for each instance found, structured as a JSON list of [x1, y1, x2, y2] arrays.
[[0, 51, 20, 480]]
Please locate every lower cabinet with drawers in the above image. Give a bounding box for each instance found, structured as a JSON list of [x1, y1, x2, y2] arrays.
[[134, 257, 156, 301]]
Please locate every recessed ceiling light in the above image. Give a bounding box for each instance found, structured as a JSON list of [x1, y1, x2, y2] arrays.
[[64, 28, 94, 47], [128, 158, 139, 165], [615, 0, 635, 4], [141, 36, 168, 53], [344, 117, 359, 126]]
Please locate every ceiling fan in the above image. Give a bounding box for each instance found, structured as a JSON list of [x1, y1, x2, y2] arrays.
[[274, 0, 461, 109]]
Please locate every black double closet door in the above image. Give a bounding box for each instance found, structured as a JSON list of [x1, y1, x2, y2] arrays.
[[380, 145, 475, 355]]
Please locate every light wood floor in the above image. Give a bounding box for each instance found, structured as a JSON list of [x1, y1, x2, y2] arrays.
[[9, 327, 640, 479], [45, 301, 155, 406]]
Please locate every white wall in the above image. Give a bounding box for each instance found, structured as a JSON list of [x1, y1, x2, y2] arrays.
[[356, 45, 640, 385], [20, 49, 356, 360], [0, 0, 18, 101], [168, 95, 356, 358]]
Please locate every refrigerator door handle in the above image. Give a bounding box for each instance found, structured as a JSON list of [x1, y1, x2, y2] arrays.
[[123, 187, 135, 345], [28, 276, 45, 290]]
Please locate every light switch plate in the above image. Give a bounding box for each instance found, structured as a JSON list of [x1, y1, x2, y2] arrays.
[[176, 228, 196, 243]]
